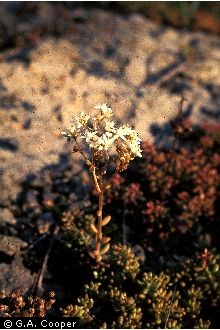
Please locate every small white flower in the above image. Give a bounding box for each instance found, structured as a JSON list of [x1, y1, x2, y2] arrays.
[[105, 120, 116, 133], [115, 127, 127, 141], [94, 103, 112, 118], [73, 111, 90, 129], [61, 124, 79, 139], [85, 130, 97, 140], [84, 130, 98, 147], [61, 131, 71, 138], [68, 125, 77, 134], [128, 141, 142, 157]]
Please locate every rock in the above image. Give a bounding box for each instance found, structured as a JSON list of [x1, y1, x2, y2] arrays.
[[0, 137, 19, 152], [124, 57, 147, 86], [29, 40, 80, 78], [185, 59, 220, 85], [36, 212, 55, 234], [25, 190, 39, 208], [0, 208, 17, 226], [36, 220, 51, 235], [0, 255, 34, 295], [103, 59, 121, 75], [0, 6, 219, 201], [146, 52, 177, 84], [0, 235, 27, 256]]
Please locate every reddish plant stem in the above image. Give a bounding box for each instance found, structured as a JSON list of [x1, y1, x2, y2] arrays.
[[95, 186, 103, 261], [92, 169, 101, 193]]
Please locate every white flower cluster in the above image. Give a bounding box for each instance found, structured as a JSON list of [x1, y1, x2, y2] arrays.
[[61, 104, 142, 159]]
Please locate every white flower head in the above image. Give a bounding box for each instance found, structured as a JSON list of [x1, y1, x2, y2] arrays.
[[62, 103, 142, 162], [94, 103, 113, 119], [114, 124, 142, 157], [73, 111, 90, 129]]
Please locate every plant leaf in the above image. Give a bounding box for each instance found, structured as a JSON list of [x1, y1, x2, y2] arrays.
[[90, 223, 98, 234], [100, 243, 110, 255], [101, 237, 111, 244], [102, 215, 111, 226]]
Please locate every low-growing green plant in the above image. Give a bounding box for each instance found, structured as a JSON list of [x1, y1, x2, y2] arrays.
[[59, 242, 212, 329], [0, 289, 55, 317], [61, 104, 142, 263]]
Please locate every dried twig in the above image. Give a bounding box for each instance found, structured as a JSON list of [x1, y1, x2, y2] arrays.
[[36, 225, 60, 295], [27, 233, 49, 250], [171, 96, 188, 149]]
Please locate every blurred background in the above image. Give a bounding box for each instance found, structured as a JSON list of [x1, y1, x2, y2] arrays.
[[74, 1, 220, 33], [0, 1, 220, 52]]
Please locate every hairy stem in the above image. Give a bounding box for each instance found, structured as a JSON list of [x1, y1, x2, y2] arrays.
[[92, 169, 101, 194]]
